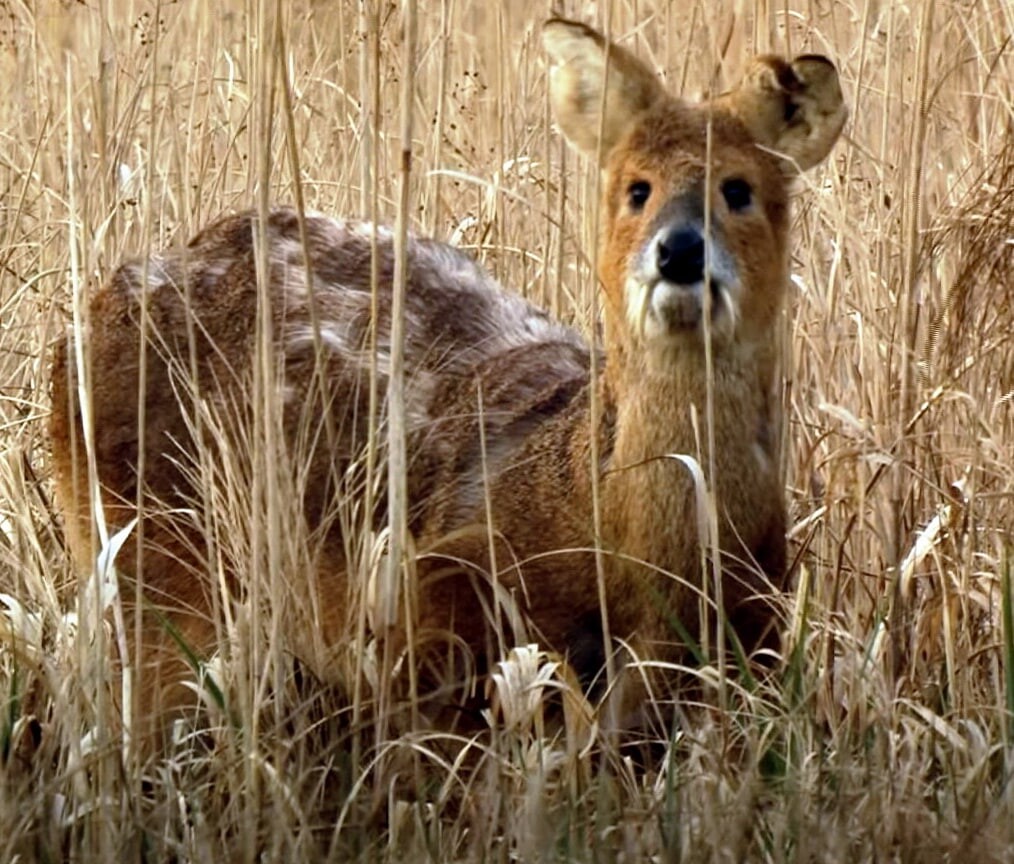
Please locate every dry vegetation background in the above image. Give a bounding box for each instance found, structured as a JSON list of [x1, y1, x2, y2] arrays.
[[0, 0, 1013, 861]]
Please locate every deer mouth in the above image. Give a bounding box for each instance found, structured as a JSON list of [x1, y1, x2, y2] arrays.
[[626, 273, 740, 343]]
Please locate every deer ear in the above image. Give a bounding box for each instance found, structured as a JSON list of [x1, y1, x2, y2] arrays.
[[542, 18, 668, 163], [717, 54, 846, 171]]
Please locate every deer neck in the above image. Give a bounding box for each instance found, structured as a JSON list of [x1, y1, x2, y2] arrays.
[[595, 337, 773, 579], [603, 339, 764, 468]]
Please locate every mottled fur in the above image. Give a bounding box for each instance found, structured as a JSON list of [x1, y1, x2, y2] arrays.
[[49, 18, 845, 741]]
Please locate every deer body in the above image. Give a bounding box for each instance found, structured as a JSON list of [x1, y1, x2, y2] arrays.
[[49, 19, 844, 735]]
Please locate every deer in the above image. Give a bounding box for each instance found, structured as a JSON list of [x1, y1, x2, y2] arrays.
[[49, 18, 845, 745]]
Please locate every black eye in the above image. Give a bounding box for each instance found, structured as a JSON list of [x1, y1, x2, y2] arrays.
[[627, 181, 652, 211], [721, 178, 753, 211]]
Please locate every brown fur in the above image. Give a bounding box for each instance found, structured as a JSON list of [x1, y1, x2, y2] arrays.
[[49, 18, 845, 743]]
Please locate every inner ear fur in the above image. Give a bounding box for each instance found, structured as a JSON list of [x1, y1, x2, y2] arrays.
[[542, 18, 669, 162], [715, 54, 846, 171]]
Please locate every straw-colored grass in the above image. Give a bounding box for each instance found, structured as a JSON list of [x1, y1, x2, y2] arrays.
[[1, 1, 1013, 861]]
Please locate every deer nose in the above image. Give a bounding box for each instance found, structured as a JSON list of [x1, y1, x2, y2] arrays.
[[657, 227, 705, 285]]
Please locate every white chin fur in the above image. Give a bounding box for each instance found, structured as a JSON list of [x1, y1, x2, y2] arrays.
[[626, 275, 739, 343]]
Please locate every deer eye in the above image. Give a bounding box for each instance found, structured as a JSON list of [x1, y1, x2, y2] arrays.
[[627, 181, 652, 211], [721, 177, 753, 211]]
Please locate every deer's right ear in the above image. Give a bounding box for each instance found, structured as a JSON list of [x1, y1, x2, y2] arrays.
[[542, 18, 667, 163]]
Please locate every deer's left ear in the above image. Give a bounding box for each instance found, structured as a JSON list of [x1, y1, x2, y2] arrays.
[[717, 54, 846, 172]]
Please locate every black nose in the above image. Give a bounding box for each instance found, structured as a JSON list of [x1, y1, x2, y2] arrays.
[[657, 227, 705, 285]]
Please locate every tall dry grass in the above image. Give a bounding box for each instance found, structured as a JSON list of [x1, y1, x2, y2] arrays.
[[1, 0, 1012, 861]]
